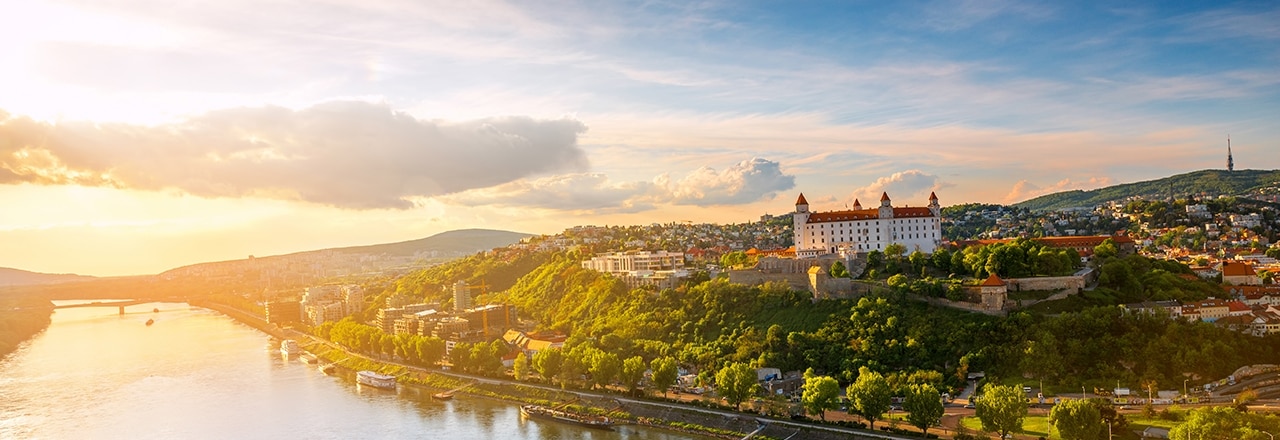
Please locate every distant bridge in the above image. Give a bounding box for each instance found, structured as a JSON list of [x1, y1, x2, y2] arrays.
[[54, 299, 175, 315]]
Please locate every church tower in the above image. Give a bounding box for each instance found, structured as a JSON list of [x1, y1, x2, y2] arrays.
[[1227, 136, 1234, 172]]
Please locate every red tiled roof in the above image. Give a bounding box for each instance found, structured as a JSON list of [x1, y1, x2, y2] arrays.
[[929, 191, 938, 200], [1222, 261, 1257, 277], [893, 207, 934, 217], [880, 192, 891, 202], [852, 199, 862, 209], [796, 193, 809, 205], [981, 273, 1005, 287], [809, 209, 880, 222]]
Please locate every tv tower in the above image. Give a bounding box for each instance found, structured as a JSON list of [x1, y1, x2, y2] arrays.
[[1227, 136, 1234, 172]]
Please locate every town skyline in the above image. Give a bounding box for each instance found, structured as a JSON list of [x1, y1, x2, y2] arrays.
[[2, 1, 1278, 276]]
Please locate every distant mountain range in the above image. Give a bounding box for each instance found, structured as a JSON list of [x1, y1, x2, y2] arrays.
[[1014, 169, 1280, 212], [0, 268, 96, 287]]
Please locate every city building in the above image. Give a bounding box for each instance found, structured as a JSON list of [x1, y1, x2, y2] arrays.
[[265, 300, 301, 324], [792, 191, 942, 258]]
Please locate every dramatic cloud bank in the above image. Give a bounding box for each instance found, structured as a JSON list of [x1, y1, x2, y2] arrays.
[[0, 102, 589, 209], [446, 157, 795, 212]]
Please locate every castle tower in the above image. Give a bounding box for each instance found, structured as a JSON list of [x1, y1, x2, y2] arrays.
[[878, 192, 893, 219], [852, 198, 862, 210], [928, 191, 940, 217], [1227, 136, 1234, 172], [793, 193, 810, 252]]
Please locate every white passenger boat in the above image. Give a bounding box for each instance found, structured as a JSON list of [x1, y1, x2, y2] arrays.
[[356, 371, 396, 390], [280, 339, 302, 357]]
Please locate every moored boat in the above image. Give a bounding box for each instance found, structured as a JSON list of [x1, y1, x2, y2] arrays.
[[519, 404, 613, 430], [145, 318, 155, 326], [299, 353, 318, 364], [431, 392, 453, 400], [356, 370, 396, 390], [319, 363, 337, 375], [280, 339, 302, 357]]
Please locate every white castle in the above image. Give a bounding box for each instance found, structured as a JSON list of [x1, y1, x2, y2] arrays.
[[792, 191, 942, 258]]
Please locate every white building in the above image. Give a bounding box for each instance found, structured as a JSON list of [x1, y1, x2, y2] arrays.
[[581, 251, 685, 273], [792, 192, 942, 258]]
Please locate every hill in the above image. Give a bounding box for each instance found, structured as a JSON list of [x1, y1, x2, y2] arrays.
[[161, 228, 533, 277], [1015, 169, 1280, 211], [0, 267, 95, 287], [325, 229, 533, 257]]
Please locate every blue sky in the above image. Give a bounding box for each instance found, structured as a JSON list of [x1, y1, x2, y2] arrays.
[[1, 0, 1277, 275]]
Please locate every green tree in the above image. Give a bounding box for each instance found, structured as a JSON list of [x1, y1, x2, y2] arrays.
[[800, 369, 841, 421], [866, 250, 884, 271], [588, 350, 621, 390], [903, 383, 944, 435], [1094, 238, 1119, 260], [887, 274, 908, 289], [533, 348, 564, 387], [932, 248, 952, 272], [885, 243, 907, 260], [909, 250, 928, 273], [651, 357, 679, 398], [1049, 398, 1102, 440], [847, 367, 893, 430], [619, 356, 646, 393], [715, 362, 759, 410], [1169, 406, 1275, 440], [451, 342, 473, 372], [830, 261, 850, 278], [721, 251, 750, 269], [513, 352, 531, 381], [975, 383, 1028, 439]]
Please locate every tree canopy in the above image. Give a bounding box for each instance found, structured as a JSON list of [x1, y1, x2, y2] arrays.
[[974, 383, 1028, 439]]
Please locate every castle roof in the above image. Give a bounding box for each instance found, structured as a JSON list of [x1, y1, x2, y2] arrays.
[[796, 193, 809, 205], [804, 206, 937, 223], [852, 199, 862, 209], [880, 192, 891, 202], [981, 273, 1005, 287], [929, 191, 938, 200]]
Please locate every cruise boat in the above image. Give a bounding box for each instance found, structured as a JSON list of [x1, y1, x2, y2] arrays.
[[280, 339, 302, 357], [356, 371, 396, 390], [519, 405, 613, 430]]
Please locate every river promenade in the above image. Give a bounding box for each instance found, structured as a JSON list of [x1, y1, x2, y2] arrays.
[[193, 299, 920, 440]]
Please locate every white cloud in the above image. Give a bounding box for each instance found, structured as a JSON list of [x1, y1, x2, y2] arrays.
[[848, 170, 947, 206], [1002, 177, 1113, 204], [669, 158, 795, 206], [0, 102, 589, 209], [441, 157, 796, 212]]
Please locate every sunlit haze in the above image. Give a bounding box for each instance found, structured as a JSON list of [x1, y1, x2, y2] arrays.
[[3, 0, 1278, 276]]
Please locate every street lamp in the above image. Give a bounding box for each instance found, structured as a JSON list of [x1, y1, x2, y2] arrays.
[[1183, 379, 1188, 403]]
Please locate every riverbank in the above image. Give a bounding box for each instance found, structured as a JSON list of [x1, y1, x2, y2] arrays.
[[196, 300, 911, 440]]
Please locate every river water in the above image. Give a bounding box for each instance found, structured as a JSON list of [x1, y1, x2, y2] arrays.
[[0, 302, 709, 439]]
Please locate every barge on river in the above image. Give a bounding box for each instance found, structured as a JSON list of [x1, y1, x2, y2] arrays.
[[519, 404, 613, 430]]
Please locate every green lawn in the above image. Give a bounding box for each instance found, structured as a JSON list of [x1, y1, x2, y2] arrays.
[[959, 416, 1051, 438], [961, 413, 1187, 439]]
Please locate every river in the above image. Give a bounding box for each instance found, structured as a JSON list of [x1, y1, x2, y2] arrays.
[[0, 302, 711, 439]]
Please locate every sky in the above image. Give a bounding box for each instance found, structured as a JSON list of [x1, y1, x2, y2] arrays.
[[2, 0, 1278, 276]]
